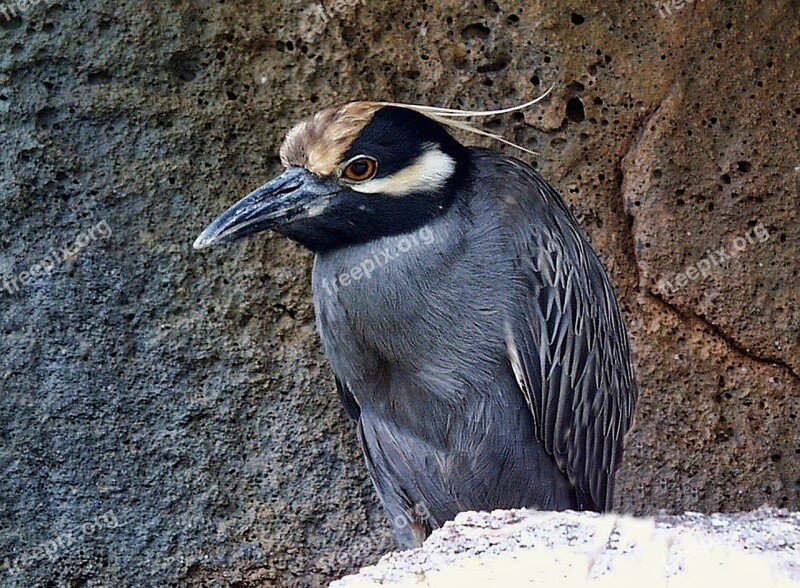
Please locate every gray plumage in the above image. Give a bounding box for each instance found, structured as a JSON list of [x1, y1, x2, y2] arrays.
[[312, 149, 636, 548]]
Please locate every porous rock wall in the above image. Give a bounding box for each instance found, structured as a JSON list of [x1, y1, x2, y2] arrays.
[[0, 0, 797, 586]]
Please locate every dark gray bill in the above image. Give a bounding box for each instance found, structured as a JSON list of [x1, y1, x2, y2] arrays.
[[193, 166, 337, 250]]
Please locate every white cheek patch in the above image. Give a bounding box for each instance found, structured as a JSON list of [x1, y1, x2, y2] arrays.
[[350, 148, 456, 196]]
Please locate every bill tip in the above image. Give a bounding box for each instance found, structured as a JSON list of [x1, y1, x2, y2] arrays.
[[193, 234, 211, 250]]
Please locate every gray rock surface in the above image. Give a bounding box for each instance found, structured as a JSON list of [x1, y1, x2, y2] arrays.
[[332, 509, 800, 587], [0, 0, 797, 586]]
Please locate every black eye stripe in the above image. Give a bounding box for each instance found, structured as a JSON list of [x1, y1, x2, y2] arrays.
[[342, 106, 467, 184]]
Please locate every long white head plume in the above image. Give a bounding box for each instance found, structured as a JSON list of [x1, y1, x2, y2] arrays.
[[377, 84, 555, 156]]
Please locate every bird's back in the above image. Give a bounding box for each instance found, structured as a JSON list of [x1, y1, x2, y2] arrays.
[[470, 148, 637, 512]]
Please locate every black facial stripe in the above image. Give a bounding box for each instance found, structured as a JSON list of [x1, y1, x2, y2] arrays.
[[343, 106, 465, 179]]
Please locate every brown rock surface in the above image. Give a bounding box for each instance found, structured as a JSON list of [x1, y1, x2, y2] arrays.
[[0, 0, 797, 586]]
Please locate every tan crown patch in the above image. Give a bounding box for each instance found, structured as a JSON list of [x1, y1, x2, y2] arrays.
[[278, 89, 554, 176], [279, 102, 382, 177]]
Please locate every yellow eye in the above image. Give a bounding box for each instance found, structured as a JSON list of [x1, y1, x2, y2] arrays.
[[342, 157, 378, 182]]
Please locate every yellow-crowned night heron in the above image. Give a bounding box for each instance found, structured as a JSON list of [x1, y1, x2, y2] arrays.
[[194, 99, 637, 548]]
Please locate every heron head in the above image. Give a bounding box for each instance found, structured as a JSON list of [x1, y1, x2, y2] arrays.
[[193, 101, 471, 252]]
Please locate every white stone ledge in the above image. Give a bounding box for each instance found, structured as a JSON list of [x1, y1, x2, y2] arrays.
[[332, 508, 800, 587]]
